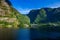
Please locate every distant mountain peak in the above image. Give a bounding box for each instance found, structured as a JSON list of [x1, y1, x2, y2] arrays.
[[27, 7, 60, 24]]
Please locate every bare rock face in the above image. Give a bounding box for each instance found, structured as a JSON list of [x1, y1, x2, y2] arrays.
[[0, 0, 19, 28], [0, 0, 19, 40], [0, 8, 5, 16], [0, 0, 11, 16]]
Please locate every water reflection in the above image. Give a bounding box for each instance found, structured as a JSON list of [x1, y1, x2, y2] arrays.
[[16, 28, 60, 40], [17, 28, 30, 40], [30, 29, 60, 40]]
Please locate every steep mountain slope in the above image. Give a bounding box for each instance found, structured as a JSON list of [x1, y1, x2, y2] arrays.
[[27, 7, 60, 24], [0, 0, 30, 28]]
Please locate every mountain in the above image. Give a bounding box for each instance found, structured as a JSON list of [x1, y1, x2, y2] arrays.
[[0, 0, 30, 28], [27, 7, 60, 24]]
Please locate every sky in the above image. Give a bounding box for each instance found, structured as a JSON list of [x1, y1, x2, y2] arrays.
[[10, 0, 60, 14]]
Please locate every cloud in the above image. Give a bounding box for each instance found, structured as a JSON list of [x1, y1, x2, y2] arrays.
[[15, 2, 60, 14], [16, 8, 40, 14], [17, 8, 31, 14], [47, 2, 60, 8]]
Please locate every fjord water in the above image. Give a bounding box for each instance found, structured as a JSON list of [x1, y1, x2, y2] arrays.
[[16, 28, 30, 40], [30, 29, 60, 40], [16, 27, 60, 40]]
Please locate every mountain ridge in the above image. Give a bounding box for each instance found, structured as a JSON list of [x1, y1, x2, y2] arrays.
[[27, 7, 60, 24], [0, 0, 30, 28]]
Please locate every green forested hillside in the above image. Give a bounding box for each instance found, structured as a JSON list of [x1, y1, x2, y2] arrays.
[[27, 8, 60, 24], [0, 0, 30, 28]]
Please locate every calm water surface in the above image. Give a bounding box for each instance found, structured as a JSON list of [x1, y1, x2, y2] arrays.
[[16, 28, 60, 40], [17, 28, 30, 40]]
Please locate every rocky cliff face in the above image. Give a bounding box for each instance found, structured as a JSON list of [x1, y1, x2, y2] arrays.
[[0, 0, 11, 16], [0, 0, 19, 28], [0, 0, 30, 28]]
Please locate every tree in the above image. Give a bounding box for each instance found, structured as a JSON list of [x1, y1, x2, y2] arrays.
[[34, 9, 47, 24], [39, 9, 46, 18], [34, 15, 41, 24]]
